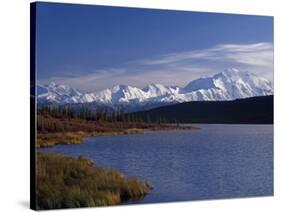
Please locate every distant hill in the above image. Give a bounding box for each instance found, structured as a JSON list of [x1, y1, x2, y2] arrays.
[[129, 95, 273, 124]]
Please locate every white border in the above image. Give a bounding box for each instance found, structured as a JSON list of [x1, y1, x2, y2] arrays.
[[0, 0, 280, 211]]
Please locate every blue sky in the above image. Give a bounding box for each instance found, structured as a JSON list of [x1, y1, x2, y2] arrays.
[[36, 2, 273, 92]]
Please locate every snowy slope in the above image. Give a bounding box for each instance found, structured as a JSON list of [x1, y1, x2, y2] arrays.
[[37, 68, 273, 110], [37, 82, 83, 104], [88, 85, 149, 104], [183, 68, 272, 101]]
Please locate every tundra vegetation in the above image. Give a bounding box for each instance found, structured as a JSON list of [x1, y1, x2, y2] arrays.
[[36, 106, 196, 209], [37, 106, 196, 147], [36, 153, 152, 210]]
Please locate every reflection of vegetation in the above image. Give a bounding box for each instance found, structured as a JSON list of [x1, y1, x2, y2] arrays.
[[36, 153, 152, 210]]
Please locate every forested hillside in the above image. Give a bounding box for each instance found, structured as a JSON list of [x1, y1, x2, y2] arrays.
[[129, 96, 273, 124]]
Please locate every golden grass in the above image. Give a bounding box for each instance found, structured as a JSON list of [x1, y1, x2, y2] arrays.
[[37, 128, 146, 148], [37, 132, 84, 148], [36, 153, 152, 210]]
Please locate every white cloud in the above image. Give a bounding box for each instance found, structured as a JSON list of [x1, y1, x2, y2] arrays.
[[139, 42, 273, 67], [42, 42, 273, 92]]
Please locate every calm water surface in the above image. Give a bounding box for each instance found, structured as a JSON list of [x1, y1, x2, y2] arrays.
[[40, 124, 273, 203]]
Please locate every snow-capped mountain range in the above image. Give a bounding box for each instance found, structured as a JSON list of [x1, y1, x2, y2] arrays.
[[37, 68, 273, 111]]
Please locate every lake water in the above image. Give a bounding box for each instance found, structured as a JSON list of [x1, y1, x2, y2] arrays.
[[40, 124, 273, 203]]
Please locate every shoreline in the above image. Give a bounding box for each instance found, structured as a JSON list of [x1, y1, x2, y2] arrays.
[[35, 121, 198, 209], [37, 124, 199, 148], [36, 152, 152, 210]]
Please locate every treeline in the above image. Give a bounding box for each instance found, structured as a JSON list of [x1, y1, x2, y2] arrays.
[[37, 106, 158, 134], [38, 105, 170, 125], [37, 105, 186, 135], [39, 106, 141, 123]]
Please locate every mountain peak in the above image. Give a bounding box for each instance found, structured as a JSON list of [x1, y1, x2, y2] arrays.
[[213, 68, 252, 82], [112, 84, 129, 91], [223, 68, 240, 74], [217, 68, 244, 78], [46, 81, 58, 87], [37, 69, 273, 110], [143, 83, 174, 97]]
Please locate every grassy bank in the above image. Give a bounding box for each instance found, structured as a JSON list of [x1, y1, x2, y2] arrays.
[[35, 107, 197, 209], [37, 124, 196, 148], [37, 112, 197, 147], [36, 153, 152, 210], [37, 128, 145, 148]]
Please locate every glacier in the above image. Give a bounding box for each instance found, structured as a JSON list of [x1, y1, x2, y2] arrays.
[[37, 68, 273, 111]]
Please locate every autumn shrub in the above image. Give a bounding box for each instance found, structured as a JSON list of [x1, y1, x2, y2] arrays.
[[36, 153, 151, 210]]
